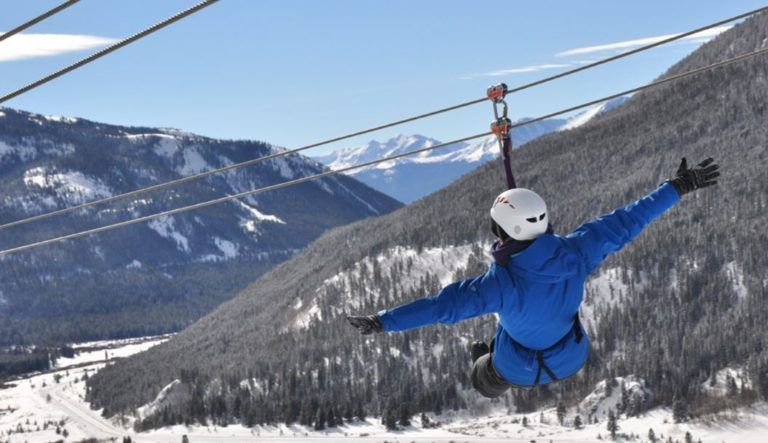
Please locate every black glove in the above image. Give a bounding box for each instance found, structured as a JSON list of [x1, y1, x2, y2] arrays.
[[346, 315, 383, 335], [668, 157, 719, 196]]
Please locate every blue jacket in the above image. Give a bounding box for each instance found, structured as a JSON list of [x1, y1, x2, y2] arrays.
[[378, 182, 680, 387]]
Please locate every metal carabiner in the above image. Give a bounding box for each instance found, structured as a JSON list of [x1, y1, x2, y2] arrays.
[[487, 83, 509, 121]]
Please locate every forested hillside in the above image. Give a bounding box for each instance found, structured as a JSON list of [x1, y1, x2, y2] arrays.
[[87, 12, 768, 428], [0, 109, 401, 346]]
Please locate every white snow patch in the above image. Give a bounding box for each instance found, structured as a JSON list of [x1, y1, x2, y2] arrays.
[[154, 136, 180, 157], [136, 380, 190, 421], [724, 261, 748, 301], [215, 237, 239, 259], [271, 157, 296, 179], [147, 216, 190, 252], [198, 238, 239, 263], [581, 267, 639, 326], [233, 199, 284, 224], [126, 260, 142, 269], [579, 376, 650, 422], [295, 302, 322, 328], [702, 367, 752, 396], [44, 115, 78, 123], [23, 167, 112, 203], [0, 140, 37, 162], [560, 102, 608, 130], [178, 147, 210, 175], [560, 96, 630, 131]]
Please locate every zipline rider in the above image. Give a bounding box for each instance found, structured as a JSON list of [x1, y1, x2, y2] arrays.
[[348, 157, 719, 397]]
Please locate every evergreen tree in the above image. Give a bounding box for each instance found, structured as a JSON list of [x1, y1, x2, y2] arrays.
[[343, 403, 353, 422], [384, 408, 398, 430], [299, 400, 314, 426], [556, 402, 567, 426], [726, 375, 738, 396], [685, 431, 693, 443], [573, 415, 582, 430], [648, 428, 656, 442], [672, 397, 687, 423], [619, 382, 629, 415], [314, 408, 325, 431], [399, 403, 411, 427], [607, 410, 618, 440], [355, 401, 366, 421]]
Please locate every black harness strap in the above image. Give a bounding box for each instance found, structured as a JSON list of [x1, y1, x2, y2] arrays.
[[534, 351, 559, 385], [531, 313, 583, 386], [573, 313, 584, 343]]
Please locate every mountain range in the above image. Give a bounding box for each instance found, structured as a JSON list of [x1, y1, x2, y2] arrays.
[[0, 108, 401, 345], [313, 97, 629, 203], [90, 11, 768, 429]]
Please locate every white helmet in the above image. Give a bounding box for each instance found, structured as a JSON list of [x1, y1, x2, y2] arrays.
[[490, 188, 548, 241]]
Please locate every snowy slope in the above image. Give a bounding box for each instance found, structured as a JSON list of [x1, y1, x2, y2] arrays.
[[314, 97, 629, 202]]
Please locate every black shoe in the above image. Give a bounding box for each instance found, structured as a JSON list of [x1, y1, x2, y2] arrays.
[[471, 341, 490, 363]]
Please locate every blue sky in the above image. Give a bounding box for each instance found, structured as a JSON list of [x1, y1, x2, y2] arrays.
[[0, 1, 764, 155]]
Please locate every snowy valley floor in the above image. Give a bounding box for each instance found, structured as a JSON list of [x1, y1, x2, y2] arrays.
[[2, 337, 768, 443]]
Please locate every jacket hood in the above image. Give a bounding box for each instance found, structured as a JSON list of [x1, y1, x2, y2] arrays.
[[504, 234, 580, 283]]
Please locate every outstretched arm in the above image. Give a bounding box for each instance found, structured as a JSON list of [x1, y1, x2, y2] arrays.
[[348, 266, 507, 334], [566, 157, 719, 274]]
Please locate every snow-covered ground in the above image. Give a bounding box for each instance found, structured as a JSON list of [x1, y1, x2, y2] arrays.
[[3, 337, 768, 442]]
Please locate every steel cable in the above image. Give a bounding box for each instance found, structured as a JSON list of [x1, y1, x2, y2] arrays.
[[0, 0, 80, 45], [0, 6, 764, 231], [0, 0, 220, 105], [1, 43, 766, 256]]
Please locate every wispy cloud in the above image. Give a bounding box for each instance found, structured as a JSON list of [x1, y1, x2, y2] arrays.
[[0, 32, 117, 63], [555, 25, 731, 57], [461, 63, 572, 80], [460, 25, 731, 80]]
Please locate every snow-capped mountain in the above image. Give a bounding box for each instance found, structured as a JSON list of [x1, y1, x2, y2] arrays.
[[0, 107, 401, 345], [314, 97, 629, 203]]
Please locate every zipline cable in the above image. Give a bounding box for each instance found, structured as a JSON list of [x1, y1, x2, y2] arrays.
[[1, 43, 767, 257], [0, 0, 219, 105], [0, 6, 763, 232], [0, 0, 80, 45]]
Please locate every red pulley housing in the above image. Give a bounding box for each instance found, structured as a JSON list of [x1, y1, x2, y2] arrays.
[[486, 83, 508, 103], [491, 117, 512, 138]]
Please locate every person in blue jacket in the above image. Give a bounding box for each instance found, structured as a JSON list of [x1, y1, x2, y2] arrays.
[[347, 157, 719, 397]]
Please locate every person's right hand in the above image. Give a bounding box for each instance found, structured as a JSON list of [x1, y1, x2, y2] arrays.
[[346, 315, 383, 335]]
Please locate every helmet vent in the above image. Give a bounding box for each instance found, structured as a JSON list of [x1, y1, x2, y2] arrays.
[[539, 213, 546, 221], [525, 217, 537, 223]]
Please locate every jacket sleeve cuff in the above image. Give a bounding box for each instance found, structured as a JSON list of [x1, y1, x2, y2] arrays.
[[377, 309, 392, 332], [658, 181, 682, 205]]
